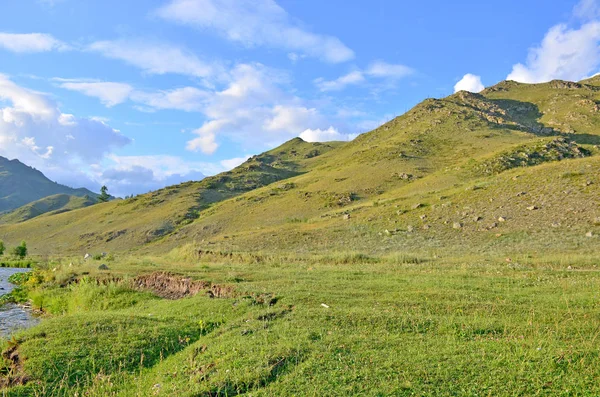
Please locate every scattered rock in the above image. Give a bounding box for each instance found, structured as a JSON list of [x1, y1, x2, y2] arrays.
[[516, 191, 527, 197], [586, 231, 594, 238], [551, 222, 561, 228], [473, 216, 483, 222], [321, 303, 330, 309], [422, 224, 430, 230], [419, 214, 427, 220], [406, 225, 414, 233], [411, 203, 423, 210], [98, 264, 109, 270], [527, 206, 538, 211], [453, 222, 463, 229], [343, 213, 350, 220], [84, 253, 91, 260], [498, 216, 507, 222]]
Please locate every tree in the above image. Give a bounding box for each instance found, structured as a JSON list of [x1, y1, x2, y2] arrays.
[[0, 240, 4, 256], [11, 241, 27, 259], [98, 185, 110, 203]]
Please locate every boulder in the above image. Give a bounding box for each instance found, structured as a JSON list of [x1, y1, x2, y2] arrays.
[[84, 253, 91, 260], [98, 264, 109, 270]]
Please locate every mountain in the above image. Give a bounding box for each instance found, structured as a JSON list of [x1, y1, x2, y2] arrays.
[[0, 194, 97, 224], [1, 78, 599, 257], [0, 156, 99, 214]]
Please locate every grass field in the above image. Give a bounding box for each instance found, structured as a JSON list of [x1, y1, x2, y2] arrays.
[[2, 252, 600, 396]]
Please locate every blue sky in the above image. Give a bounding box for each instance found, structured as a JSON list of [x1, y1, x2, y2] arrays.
[[0, 0, 598, 196]]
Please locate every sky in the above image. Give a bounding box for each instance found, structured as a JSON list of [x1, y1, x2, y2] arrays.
[[0, 0, 599, 196]]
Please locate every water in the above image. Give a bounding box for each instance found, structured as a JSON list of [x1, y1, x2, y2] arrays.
[[0, 268, 39, 337]]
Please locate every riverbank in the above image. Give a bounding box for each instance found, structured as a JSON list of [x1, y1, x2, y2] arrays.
[[1, 253, 600, 396]]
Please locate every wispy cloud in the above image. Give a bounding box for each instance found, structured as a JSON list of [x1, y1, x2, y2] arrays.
[[55, 79, 134, 107], [315, 71, 365, 92], [0, 33, 70, 53], [315, 61, 414, 92], [156, 0, 354, 63], [88, 39, 217, 78]]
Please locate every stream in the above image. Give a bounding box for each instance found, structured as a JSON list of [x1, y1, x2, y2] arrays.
[[0, 268, 39, 338]]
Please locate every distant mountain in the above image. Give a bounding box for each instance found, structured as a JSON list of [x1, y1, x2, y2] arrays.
[[0, 156, 99, 214], [0, 194, 97, 224]]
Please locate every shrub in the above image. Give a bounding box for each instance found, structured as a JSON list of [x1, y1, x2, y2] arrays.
[[11, 241, 27, 259], [0, 240, 4, 256]]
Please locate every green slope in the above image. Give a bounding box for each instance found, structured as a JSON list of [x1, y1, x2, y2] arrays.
[[2, 78, 600, 256], [0, 156, 99, 213], [0, 194, 97, 224], [0, 139, 342, 252]]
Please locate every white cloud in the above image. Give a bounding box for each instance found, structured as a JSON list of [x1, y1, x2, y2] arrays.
[[156, 0, 354, 63], [88, 39, 216, 78], [315, 71, 365, 92], [220, 155, 251, 170], [299, 126, 356, 142], [574, 0, 600, 21], [0, 74, 131, 188], [130, 87, 209, 112], [507, 21, 600, 83], [187, 129, 218, 154], [102, 154, 215, 195], [56, 77, 210, 112], [365, 61, 413, 79], [315, 61, 413, 92], [57, 80, 134, 107], [264, 105, 324, 132], [187, 63, 320, 153], [0, 33, 69, 53], [454, 74, 485, 93]]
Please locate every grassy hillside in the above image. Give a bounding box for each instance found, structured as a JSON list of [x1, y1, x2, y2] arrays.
[[0, 194, 97, 224], [1, 78, 600, 257], [0, 157, 99, 214], [0, 139, 342, 253]]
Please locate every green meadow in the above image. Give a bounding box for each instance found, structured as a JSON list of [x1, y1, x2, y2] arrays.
[[2, 252, 600, 396]]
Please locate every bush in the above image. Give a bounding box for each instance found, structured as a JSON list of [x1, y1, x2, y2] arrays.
[[11, 241, 27, 259], [0, 240, 4, 256]]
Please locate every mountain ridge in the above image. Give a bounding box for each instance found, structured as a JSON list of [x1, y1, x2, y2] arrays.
[[1, 78, 599, 257], [0, 156, 100, 214]]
